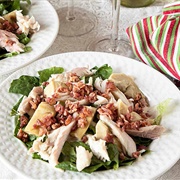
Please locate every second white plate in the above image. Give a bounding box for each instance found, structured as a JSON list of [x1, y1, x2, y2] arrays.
[[0, 0, 59, 76]]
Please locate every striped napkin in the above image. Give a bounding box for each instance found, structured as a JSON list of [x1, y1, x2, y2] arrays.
[[126, 1, 180, 81]]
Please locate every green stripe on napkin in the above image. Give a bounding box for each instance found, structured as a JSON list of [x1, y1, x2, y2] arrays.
[[126, 1, 180, 80]]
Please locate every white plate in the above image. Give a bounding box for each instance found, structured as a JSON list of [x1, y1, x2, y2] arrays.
[[0, 0, 59, 76], [0, 52, 180, 179]]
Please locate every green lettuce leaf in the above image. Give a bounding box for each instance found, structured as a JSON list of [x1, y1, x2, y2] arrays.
[[91, 64, 113, 80], [0, 0, 31, 15], [17, 33, 31, 45], [38, 67, 64, 84], [10, 96, 24, 116], [9, 75, 39, 96], [0, 51, 19, 60], [154, 98, 172, 125], [56, 141, 121, 173], [14, 115, 20, 136]]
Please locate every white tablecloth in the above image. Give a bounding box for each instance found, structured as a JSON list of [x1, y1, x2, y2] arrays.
[[0, 0, 179, 179]]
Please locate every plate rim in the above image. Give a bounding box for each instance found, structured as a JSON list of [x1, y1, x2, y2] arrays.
[[0, 51, 180, 179]]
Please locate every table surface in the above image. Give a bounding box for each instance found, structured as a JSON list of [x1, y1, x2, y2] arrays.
[[0, 0, 180, 179]]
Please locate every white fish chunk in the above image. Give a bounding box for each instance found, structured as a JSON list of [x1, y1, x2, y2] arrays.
[[87, 135, 110, 162], [16, 10, 40, 35], [126, 125, 166, 139], [28, 127, 62, 161], [94, 95, 109, 106], [28, 86, 43, 99], [17, 86, 43, 116], [112, 88, 132, 107], [29, 121, 75, 167], [100, 115, 136, 157], [76, 146, 93, 171], [94, 78, 108, 93], [49, 121, 75, 167], [17, 96, 32, 115], [70, 67, 93, 77]]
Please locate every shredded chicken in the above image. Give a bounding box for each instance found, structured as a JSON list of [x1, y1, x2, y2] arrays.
[[16, 10, 40, 35], [126, 125, 166, 139], [87, 134, 110, 162], [29, 121, 75, 167], [76, 146, 93, 171], [100, 115, 137, 157], [0, 29, 25, 53]]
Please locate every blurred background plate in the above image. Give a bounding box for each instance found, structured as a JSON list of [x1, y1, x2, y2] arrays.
[[0, 0, 59, 76]]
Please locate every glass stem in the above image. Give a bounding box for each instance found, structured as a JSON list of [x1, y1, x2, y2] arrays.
[[66, 0, 75, 21], [110, 0, 121, 51]]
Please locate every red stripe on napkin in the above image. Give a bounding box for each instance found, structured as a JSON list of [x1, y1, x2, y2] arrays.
[[126, 2, 180, 80]]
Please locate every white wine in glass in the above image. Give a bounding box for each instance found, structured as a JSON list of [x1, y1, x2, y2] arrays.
[[57, 0, 97, 37], [87, 0, 134, 58]]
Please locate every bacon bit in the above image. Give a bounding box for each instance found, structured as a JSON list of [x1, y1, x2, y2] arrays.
[[33, 115, 57, 135], [132, 151, 140, 159], [76, 106, 92, 128], [77, 118, 87, 128], [17, 129, 29, 142], [42, 81, 49, 87], [125, 113, 131, 121], [6, 39, 14, 46], [45, 97, 57, 105], [71, 122, 78, 132], [88, 91, 98, 103], [119, 152, 126, 160], [29, 100, 38, 110], [71, 81, 93, 100], [66, 82, 73, 91], [137, 145, 147, 151], [57, 87, 69, 93], [104, 133, 114, 143], [128, 106, 133, 113], [97, 103, 118, 120], [2, 20, 19, 33], [65, 100, 80, 114], [29, 96, 42, 110], [116, 115, 150, 131], [51, 123, 61, 130], [52, 93, 59, 99], [134, 103, 143, 114], [81, 135, 88, 143], [100, 92, 110, 99], [69, 73, 81, 82], [106, 81, 116, 92], [65, 115, 73, 125], [55, 103, 65, 114], [19, 115, 29, 128], [135, 93, 142, 101]]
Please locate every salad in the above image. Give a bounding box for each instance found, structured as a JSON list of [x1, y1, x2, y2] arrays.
[[0, 0, 40, 60], [9, 64, 169, 173]]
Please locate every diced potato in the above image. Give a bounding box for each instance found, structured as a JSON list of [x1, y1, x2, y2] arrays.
[[96, 120, 123, 152], [44, 79, 61, 97], [117, 99, 128, 115], [3, 11, 16, 23], [71, 107, 96, 140], [24, 102, 56, 136], [109, 73, 146, 99], [131, 111, 142, 121], [95, 120, 110, 140]]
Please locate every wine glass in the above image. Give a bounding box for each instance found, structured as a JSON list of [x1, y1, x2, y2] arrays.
[[87, 0, 134, 58], [57, 0, 97, 37]]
